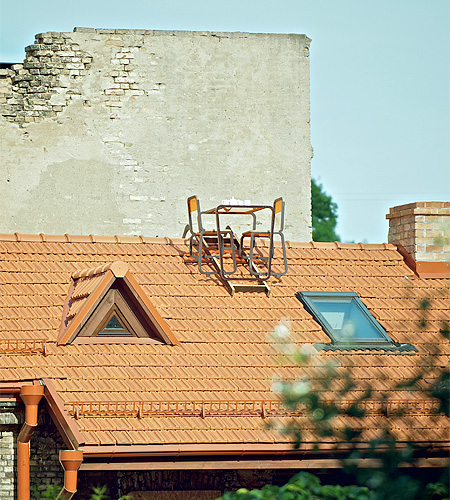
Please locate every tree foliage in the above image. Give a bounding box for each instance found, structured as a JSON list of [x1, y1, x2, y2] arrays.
[[217, 471, 374, 500], [311, 179, 340, 242]]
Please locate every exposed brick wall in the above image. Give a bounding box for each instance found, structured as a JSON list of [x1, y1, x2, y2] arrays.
[[0, 32, 92, 125], [0, 426, 16, 498], [387, 202, 450, 262], [0, 402, 66, 498], [30, 409, 66, 494], [0, 402, 20, 499]]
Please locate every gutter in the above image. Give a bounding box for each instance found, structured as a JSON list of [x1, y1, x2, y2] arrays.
[[0, 385, 23, 393], [80, 441, 450, 459]]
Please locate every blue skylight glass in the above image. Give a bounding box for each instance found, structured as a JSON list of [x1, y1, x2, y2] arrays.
[[296, 291, 393, 345]]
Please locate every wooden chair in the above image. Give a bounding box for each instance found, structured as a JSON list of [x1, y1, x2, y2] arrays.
[[185, 195, 237, 277], [239, 197, 288, 279]]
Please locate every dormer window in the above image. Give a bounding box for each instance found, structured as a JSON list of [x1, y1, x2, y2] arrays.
[[296, 291, 417, 352], [58, 261, 179, 346]]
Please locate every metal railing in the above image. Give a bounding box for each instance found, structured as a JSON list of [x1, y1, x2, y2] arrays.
[[0, 339, 47, 355], [68, 398, 442, 419]]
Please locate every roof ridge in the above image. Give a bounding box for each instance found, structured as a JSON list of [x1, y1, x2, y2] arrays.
[[72, 261, 129, 280], [287, 241, 396, 251], [0, 233, 188, 245], [0, 233, 397, 251]]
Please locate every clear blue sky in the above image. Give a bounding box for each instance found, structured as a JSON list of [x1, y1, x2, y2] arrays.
[[1, 0, 449, 243]]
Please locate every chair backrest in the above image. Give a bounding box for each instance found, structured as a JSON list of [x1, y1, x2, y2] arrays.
[[273, 197, 285, 232], [187, 195, 204, 234]]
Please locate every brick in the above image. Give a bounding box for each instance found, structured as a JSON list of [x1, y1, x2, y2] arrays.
[[105, 89, 125, 95], [106, 39, 124, 47], [33, 50, 54, 57], [23, 62, 44, 69], [65, 63, 84, 70], [114, 77, 135, 83], [425, 245, 444, 253]]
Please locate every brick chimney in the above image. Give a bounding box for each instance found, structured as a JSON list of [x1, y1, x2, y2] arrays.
[[386, 202, 450, 277]]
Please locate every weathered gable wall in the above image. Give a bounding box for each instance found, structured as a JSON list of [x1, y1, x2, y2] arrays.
[[0, 29, 312, 241]]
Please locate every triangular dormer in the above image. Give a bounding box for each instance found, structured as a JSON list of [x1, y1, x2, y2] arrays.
[[58, 261, 178, 345]]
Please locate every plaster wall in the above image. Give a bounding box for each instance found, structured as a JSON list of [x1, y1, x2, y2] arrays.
[[0, 29, 312, 241]]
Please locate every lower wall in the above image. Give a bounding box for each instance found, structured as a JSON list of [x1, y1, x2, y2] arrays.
[[76, 468, 307, 499]]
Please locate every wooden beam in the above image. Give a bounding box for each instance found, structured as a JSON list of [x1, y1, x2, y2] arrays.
[[79, 456, 449, 471]]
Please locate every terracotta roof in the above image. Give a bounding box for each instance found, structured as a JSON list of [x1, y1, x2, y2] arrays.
[[0, 234, 448, 456]]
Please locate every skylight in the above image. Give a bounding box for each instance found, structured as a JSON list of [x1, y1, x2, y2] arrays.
[[296, 291, 394, 347]]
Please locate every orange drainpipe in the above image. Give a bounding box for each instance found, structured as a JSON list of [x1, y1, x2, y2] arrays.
[[57, 450, 84, 500], [18, 385, 45, 500]]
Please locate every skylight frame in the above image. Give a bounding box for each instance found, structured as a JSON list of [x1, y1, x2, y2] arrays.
[[296, 291, 395, 347]]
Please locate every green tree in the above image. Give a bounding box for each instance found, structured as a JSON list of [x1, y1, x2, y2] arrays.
[[217, 471, 375, 500], [311, 179, 340, 242]]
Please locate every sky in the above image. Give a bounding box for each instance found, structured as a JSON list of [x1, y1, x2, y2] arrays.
[[0, 0, 449, 243]]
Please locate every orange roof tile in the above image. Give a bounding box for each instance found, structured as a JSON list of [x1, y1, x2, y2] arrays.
[[0, 233, 448, 458]]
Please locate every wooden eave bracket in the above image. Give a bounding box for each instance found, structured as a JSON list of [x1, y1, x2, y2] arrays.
[[57, 261, 179, 346], [42, 379, 85, 449]]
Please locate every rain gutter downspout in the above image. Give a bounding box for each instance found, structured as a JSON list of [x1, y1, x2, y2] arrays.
[[18, 385, 45, 500], [57, 450, 84, 500]]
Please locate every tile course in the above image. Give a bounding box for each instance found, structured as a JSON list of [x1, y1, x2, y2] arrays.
[[0, 234, 448, 450]]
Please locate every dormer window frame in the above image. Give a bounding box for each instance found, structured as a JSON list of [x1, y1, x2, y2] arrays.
[[72, 284, 165, 345], [58, 261, 179, 346]]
